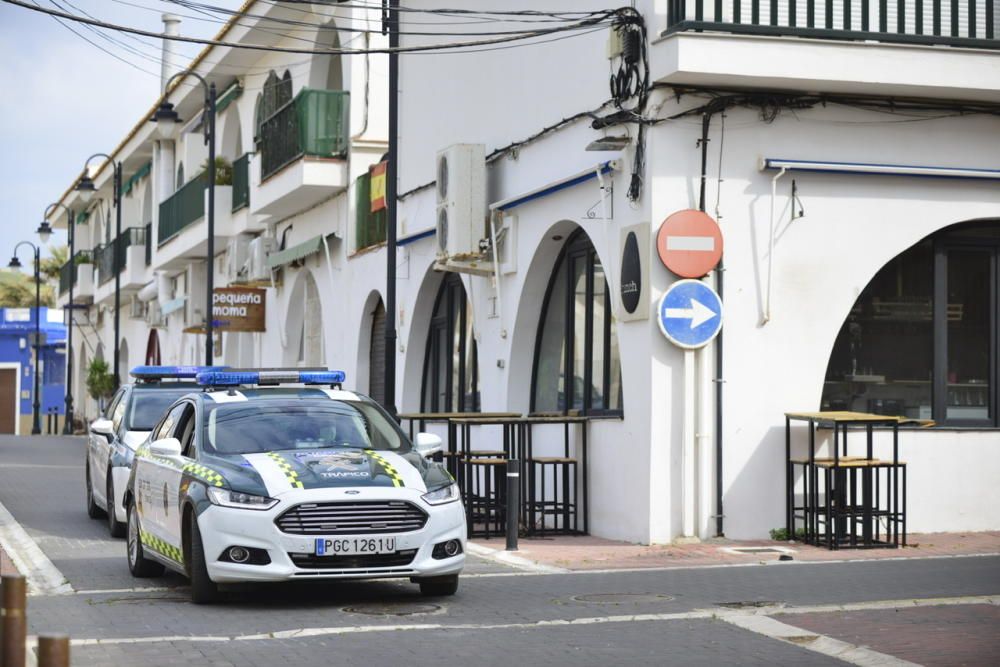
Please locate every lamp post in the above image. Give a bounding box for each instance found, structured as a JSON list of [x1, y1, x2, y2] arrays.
[[42, 203, 74, 434], [152, 71, 217, 365], [8, 240, 45, 435], [76, 154, 122, 389]]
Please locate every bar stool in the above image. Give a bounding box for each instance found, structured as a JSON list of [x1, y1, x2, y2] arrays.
[[463, 457, 507, 538], [528, 457, 578, 535]]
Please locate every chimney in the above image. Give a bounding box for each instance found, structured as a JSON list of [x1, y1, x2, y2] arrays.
[[160, 14, 182, 93]]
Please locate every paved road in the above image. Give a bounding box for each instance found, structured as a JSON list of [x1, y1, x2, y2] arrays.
[[2, 435, 998, 667]]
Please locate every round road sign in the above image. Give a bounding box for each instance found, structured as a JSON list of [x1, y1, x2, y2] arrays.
[[656, 209, 723, 278], [657, 279, 723, 349]]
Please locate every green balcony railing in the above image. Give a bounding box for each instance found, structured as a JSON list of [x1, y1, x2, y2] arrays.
[[232, 153, 250, 212], [159, 173, 207, 245], [95, 227, 147, 284], [355, 171, 386, 252], [95, 243, 114, 285], [260, 89, 350, 181], [58, 251, 92, 296]]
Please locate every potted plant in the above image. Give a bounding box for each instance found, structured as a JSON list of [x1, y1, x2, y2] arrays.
[[86, 358, 115, 412]]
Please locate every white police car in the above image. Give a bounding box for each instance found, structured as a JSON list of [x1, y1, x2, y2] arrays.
[[86, 366, 224, 537], [124, 369, 466, 604]]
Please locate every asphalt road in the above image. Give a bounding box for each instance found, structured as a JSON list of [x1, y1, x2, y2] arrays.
[[2, 435, 998, 667]]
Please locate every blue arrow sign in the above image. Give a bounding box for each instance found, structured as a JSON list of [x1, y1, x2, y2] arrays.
[[657, 279, 722, 349]]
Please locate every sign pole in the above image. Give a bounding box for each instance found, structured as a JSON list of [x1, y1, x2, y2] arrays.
[[682, 348, 696, 539]]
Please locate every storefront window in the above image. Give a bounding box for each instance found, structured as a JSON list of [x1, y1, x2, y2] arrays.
[[421, 274, 479, 413], [532, 231, 623, 415], [822, 222, 998, 426]]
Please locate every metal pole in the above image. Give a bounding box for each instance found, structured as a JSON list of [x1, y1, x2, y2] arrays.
[[205, 82, 217, 365], [37, 634, 70, 667], [505, 459, 520, 551], [384, 0, 399, 417], [1, 574, 27, 667], [113, 162, 122, 390], [63, 210, 75, 434], [32, 247, 42, 435]]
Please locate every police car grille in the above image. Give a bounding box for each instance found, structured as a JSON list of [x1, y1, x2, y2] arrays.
[[289, 550, 417, 569], [276, 501, 428, 535]]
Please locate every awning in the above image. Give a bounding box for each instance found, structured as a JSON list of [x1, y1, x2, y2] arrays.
[[216, 81, 244, 114], [120, 161, 152, 197], [160, 296, 187, 317], [265, 235, 323, 269]]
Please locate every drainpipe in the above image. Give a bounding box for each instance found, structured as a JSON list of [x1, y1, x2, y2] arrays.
[[763, 167, 787, 325]]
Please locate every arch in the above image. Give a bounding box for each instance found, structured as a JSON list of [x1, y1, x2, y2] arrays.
[[220, 103, 243, 159], [529, 227, 623, 415], [421, 273, 479, 413], [821, 219, 1000, 426], [282, 269, 324, 367], [118, 339, 130, 385], [145, 330, 161, 365], [141, 178, 153, 225], [95, 342, 104, 362], [309, 21, 344, 91], [176, 162, 185, 188], [355, 290, 386, 405]]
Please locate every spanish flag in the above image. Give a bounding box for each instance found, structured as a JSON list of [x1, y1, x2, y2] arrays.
[[370, 161, 387, 213]]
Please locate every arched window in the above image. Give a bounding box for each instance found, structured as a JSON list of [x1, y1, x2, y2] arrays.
[[176, 162, 185, 188], [298, 273, 324, 367], [822, 220, 999, 427], [422, 274, 479, 412], [532, 231, 622, 415]]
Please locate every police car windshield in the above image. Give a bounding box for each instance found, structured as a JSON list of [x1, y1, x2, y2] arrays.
[[127, 387, 196, 431], [203, 399, 404, 455]]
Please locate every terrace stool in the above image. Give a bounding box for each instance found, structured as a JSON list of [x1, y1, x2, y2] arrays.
[[528, 457, 578, 535], [463, 457, 508, 539]]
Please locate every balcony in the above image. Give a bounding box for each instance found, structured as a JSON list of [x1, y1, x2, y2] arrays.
[[655, 0, 999, 101], [354, 171, 387, 252], [156, 172, 236, 270], [57, 251, 94, 307], [159, 173, 207, 246], [92, 228, 149, 303], [253, 89, 350, 220], [232, 153, 250, 212]]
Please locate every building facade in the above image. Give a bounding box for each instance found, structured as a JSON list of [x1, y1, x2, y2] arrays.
[[0, 307, 66, 435], [51, 1, 999, 543]]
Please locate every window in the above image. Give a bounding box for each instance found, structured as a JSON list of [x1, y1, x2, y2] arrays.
[[421, 274, 479, 412], [822, 221, 999, 426], [153, 403, 186, 441], [532, 231, 623, 415]]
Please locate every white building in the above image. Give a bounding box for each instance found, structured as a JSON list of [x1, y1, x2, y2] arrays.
[[51, 1, 999, 544]]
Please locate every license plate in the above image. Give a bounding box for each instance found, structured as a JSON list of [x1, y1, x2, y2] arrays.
[[315, 537, 396, 556]]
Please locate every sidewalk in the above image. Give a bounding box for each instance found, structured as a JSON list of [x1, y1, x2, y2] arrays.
[[472, 531, 1000, 571]]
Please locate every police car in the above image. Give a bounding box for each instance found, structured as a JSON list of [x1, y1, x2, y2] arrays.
[[86, 366, 225, 537], [124, 369, 465, 604]]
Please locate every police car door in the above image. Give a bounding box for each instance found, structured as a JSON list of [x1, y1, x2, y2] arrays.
[[138, 402, 186, 546], [160, 402, 197, 552], [91, 388, 125, 508]]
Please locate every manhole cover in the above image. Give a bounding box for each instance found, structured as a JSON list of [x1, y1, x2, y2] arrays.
[[571, 593, 675, 604], [343, 602, 442, 617], [719, 546, 796, 555], [716, 600, 784, 609]]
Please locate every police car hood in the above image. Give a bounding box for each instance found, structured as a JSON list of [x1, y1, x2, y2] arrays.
[[202, 448, 451, 498]]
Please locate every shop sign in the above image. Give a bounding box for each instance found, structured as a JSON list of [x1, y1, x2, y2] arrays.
[[656, 209, 723, 278], [657, 279, 722, 349], [212, 287, 266, 332], [618, 223, 649, 322]]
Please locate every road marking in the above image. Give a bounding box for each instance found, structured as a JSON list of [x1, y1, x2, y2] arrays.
[[71, 586, 177, 596], [60, 594, 997, 647], [466, 542, 569, 574], [0, 498, 73, 596]]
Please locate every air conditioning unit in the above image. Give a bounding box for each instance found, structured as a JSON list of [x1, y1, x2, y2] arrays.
[[128, 296, 146, 320], [226, 234, 253, 283], [146, 302, 165, 328], [247, 235, 278, 283], [435, 144, 486, 258]]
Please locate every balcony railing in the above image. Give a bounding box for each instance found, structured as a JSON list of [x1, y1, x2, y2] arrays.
[[95, 227, 147, 284], [664, 0, 996, 48], [58, 251, 92, 295], [259, 89, 350, 181], [95, 243, 114, 285], [232, 152, 250, 212], [159, 173, 207, 245], [145, 223, 152, 266], [355, 171, 387, 252]]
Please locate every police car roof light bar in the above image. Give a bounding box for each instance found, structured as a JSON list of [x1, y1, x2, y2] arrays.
[[195, 369, 346, 387], [130, 365, 229, 381]]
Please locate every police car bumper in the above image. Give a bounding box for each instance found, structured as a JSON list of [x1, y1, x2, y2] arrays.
[[198, 488, 466, 583]]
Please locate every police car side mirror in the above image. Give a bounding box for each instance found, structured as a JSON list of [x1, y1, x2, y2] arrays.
[[91, 418, 114, 441], [150, 438, 182, 458], [414, 433, 443, 458]]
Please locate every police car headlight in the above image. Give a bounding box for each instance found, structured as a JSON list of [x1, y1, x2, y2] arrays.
[[421, 483, 460, 506], [206, 487, 278, 510]]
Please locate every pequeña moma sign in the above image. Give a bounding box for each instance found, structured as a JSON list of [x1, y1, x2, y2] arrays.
[[212, 287, 266, 332]]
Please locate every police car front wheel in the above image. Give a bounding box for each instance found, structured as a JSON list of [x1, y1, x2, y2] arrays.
[[187, 515, 221, 605], [414, 575, 459, 597]]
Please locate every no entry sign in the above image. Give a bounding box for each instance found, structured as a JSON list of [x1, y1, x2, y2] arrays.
[[656, 209, 723, 278]]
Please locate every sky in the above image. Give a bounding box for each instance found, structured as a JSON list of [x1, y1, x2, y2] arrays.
[[0, 0, 243, 271]]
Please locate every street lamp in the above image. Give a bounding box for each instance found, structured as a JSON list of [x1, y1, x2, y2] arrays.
[[42, 203, 74, 434], [152, 71, 217, 365], [76, 154, 122, 389], [8, 241, 42, 435]]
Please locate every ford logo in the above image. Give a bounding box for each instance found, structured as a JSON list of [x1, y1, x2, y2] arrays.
[[345, 490, 360, 495]]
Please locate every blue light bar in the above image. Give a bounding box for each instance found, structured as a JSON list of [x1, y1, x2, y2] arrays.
[[131, 365, 229, 380], [196, 370, 346, 387]]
